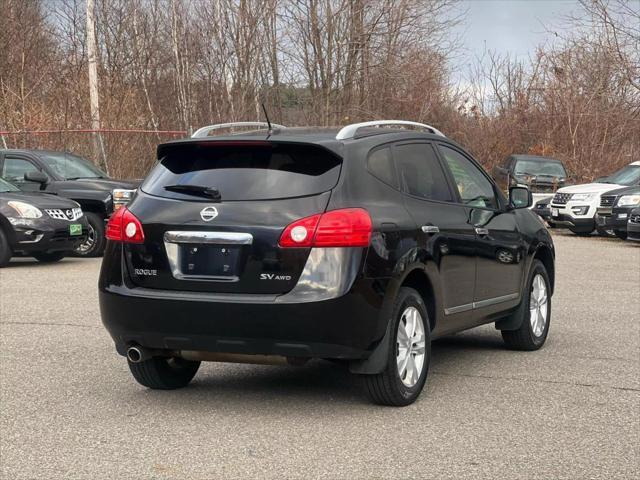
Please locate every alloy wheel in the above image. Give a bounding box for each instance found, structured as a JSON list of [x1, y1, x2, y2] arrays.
[[76, 223, 96, 254], [529, 274, 548, 337], [396, 306, 426, 387]]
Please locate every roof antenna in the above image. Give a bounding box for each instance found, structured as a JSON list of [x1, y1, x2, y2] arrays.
[[261, 103, 273, 136]]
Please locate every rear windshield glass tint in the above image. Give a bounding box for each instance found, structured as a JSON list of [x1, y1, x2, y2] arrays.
[[142, 142, 342, 201]]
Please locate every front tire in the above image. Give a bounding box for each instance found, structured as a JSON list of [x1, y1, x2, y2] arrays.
[[363, 287, 431, 406], [74, 212, 106, 257], [0, 228, 12, 267], [33, 252, 65, 263], [614, 230, 628, 240], [128, 356, 200, 390], [501, 260, 551, 351]]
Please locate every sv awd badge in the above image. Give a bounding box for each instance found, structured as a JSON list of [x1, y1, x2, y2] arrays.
[[200, 206, 218, 222], [260, 273, 292, 281]]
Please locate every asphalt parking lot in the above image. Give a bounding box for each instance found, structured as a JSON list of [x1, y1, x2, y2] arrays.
[[0, 231, 638, 479]]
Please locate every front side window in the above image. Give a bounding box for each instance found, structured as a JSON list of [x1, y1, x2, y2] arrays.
[[395, 143, 452, 202], [1, 158, 40, 183], [439, 145, 498, 209]]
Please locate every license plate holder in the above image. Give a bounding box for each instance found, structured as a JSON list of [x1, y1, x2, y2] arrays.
[[178, 244, 241, 278], [551, 208, 559, 217]]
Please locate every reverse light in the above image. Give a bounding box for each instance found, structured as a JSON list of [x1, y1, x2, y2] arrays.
[[105, 207, 145, 243], [279, 208, 372, 248], [7, 201, 42, 219]]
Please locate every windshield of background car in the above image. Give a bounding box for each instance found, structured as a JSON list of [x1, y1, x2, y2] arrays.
[[142, 142, 342, 201], [604, 165, 640, 186], [0, 177, 20, 192], [514, 159, 566, 178], [39, 153, 107, 180]]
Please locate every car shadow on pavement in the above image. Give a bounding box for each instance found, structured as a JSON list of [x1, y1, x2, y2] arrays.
[[5, 257, 92, 268], [120, 330, 509, 410]]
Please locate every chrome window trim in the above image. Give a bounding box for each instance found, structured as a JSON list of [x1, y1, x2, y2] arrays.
[[444, 292, 519, 315]]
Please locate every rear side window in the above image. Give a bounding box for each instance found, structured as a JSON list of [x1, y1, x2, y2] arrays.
[[395, 143, 452, 202], [367, 147, 398, 188], [142, 142, 342, 201]]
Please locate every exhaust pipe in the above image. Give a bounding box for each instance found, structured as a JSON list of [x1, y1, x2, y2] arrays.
[[126, 345, 152, 363]]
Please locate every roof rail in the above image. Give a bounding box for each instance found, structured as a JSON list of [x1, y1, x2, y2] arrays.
[[191, 122, 287, 138], [335, 120, 445, 140]]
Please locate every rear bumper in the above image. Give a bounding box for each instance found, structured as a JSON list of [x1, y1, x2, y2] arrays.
[[99, 283, 383, 359], [99, 243, 386, 360]]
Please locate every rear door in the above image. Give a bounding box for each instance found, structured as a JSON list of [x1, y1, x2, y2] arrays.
[[393, 142, 477, 325], [125, 141, 342, 294]]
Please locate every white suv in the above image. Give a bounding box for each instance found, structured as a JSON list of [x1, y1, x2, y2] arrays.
[[549, 161, 640, 235]]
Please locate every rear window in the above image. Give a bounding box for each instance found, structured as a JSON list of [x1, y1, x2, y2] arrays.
[[142, 142, 342, 201]]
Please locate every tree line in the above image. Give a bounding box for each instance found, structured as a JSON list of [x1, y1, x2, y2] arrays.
[[0, 0, 638, 180]]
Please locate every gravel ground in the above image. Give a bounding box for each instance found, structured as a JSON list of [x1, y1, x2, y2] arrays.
[[1, 231, 638, 479]]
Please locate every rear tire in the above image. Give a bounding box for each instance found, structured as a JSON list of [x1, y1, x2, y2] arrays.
[[128, 356, 200, 390], [0, 228, 12, 267], [74, 212, 105, 257], [33, 252, 65, 263], [501, 260, 551, 351], [363, 287, 431, 406]]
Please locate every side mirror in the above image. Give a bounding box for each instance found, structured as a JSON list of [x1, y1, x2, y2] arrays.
[[509, 186, 532, 209], [24, 171, 48, 185]]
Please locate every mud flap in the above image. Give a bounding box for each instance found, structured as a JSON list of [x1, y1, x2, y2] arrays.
[[348, 317, 393, 375]]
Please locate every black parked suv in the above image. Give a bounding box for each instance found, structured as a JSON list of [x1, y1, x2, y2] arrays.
[[99, 121, 555, 406], [0, 149, 138, 256], [595, 186, 640, 240], [493, 154, 568, 204], [0, 177, 88, 266]]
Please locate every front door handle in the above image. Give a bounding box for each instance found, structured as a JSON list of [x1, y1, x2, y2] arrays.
[[421, 225, 440, 234], [475, 227, 489, 236]]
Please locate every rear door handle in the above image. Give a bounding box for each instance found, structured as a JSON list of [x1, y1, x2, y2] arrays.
[[475, 227, 489, 236], [421, 225, 440, 234]]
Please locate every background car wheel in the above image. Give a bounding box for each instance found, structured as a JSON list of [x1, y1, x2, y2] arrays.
[[502, 260, 551, 351], [614, 230, 628, 240], [74, 212, 106, 257], [363, 287, 431, 407], [596, 227, 615, 237], [128, 356, 200, 390], [569, 227, 593, 236], [0, 228, 12, 267], [33, 252, 65, 263]]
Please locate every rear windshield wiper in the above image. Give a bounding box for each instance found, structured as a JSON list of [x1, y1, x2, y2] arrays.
[[164, 184, 222, 201]]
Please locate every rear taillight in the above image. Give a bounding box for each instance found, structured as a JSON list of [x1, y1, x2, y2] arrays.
[[279, 208, 371, 248], [105, 207, 145, 244]]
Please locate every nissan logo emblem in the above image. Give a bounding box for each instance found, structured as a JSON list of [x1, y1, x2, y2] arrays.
[[200, 206, 218, 222]]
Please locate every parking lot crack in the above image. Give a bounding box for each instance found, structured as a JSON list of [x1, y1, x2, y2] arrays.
[[432, 371, 640, 392], [0, 321, 100, 329]]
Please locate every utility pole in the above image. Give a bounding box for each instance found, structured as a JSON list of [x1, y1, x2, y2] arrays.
[[86, 0, 108, 174]]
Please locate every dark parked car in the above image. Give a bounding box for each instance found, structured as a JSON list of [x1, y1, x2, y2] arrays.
[[0, 176, 88, 266], [0, 149, 138, 256], [595, 186, 640, 240], [493, 155, 568, 205], [627, 208, 640, 242], [532, 196, 553, 221], [99, 120, 555, 406]]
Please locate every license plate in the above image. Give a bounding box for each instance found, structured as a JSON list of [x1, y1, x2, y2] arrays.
[[69, 224, 82, 236], [551, 208, 559, 217]]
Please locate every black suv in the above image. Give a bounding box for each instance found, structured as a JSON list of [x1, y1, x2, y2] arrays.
[[99, 121, 555, 406], [0, 149, 138, 256], [595, 186, 640, 240], [493, 154, 568, 204]]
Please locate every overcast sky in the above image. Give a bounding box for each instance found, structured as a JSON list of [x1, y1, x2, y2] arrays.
[[451, 0, 581, 80]]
